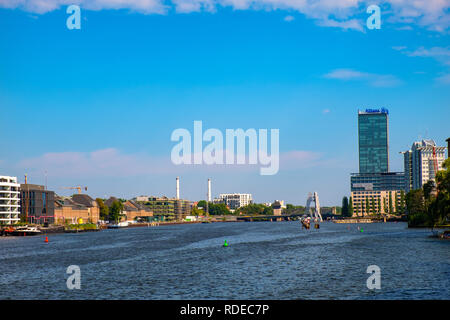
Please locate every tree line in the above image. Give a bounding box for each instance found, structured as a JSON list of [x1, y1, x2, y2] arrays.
[[406, 158, 450, 227], [96, 198, 125, 223]]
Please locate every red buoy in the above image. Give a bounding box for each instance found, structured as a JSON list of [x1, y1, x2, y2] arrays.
[[45, 236, 48, 243]]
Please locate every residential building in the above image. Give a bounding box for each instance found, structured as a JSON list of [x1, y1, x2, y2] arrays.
[[215, 193, 253, 210], [402, 139, 447, 192], [20, 183, 55, 225], [136, 196, 192, 221], [0, 176, 20, 225], [358, 108, 389, 173]]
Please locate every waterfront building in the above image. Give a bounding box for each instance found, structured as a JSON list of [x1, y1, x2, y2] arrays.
[[402, 140, 447, 192], [136, 196, 192, 221], [55, 194, 100, 224], [0, 176, 21, 225], [350, 109, 406, 216], [215, 193, 253, 210], [272, 201, 282, 216], [20, 183, 55, 225], [350, 172, 405, 216], [122, 200, 153, 221], [358, 109, 389, 174]]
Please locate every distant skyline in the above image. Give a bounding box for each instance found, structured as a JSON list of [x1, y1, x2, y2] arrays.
[[0, 1, 449, 205]]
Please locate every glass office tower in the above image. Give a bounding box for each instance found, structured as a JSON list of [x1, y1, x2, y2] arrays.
[[358, 109, 389, 173]]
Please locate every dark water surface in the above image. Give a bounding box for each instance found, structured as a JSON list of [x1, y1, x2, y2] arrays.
[[0, 221, 449, 299]]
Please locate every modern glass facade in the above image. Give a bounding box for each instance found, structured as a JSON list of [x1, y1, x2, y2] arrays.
[[358, 110, 389, 173], [350, 172, 405, 192]]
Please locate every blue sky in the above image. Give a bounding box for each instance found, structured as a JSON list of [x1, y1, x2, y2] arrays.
[[0, 1, 449, 206]]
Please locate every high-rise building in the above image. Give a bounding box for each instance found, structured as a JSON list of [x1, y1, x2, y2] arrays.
[[0, 176, 21, 225], [358, 109, 389, 173], [350, 108, 405, 216], [402, 139, 447, 192], [215, 193, 253, 210]]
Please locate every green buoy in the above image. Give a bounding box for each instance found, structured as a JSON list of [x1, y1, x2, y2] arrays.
[[223, 240, 229, 247]]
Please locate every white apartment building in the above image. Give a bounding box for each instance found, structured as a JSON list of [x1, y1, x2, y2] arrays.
[[403, 140, 447, 192], [0, 176, 21, 225], [216, 193, 253, 210]]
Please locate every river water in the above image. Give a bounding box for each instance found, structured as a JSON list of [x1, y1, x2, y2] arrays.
[[0, 221, 448, 300]]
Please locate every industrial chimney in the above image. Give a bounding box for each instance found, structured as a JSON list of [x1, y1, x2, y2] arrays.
[[176, 177, 180, 200], [207, 178, 211, 202]]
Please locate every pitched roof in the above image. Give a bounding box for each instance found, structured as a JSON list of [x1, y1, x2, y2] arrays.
[[72, 194, 98, 207]]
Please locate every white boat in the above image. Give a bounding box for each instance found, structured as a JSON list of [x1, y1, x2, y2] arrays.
[[11, 226, 42, 236], [107, 221, 129, 229]]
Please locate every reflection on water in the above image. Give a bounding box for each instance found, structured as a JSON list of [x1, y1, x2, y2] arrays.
[[0, 222, 448, 299]]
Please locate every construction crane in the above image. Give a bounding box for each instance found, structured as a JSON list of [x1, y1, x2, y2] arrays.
[[60, 186, 88, 194]]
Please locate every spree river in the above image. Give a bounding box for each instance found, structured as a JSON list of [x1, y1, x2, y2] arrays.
[[0, 221, 448, 300]]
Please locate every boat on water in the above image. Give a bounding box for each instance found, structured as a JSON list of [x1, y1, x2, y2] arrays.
[[439, 230, 450, 240], [10, 226, 42, 236], [107, 221, 129, 229], [300, 217, 311, 230]]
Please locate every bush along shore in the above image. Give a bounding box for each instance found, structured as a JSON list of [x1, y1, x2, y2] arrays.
[[64, 223, 100, 233]]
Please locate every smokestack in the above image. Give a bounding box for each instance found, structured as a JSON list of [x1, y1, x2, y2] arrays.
[[24, 174, 27, 184], [176, 177, 180, 200], [208, 178, 211, 202]]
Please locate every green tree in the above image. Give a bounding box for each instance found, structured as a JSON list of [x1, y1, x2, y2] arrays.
[[398, 190, 406, 214], [341, 197, 349, 217], [365, 197, 370, 216], [109, 200, 124, 223], [236, 203, 272, 216], [191, 206, 204, 216], [377, 197, 381, 215], [388, 192, 393, 214], [208, 203, 231, 215], [406, 189, 425, 215], [197, 200, 207, 210], [348, 197, 354, 217], [96, 198, 109, 220], [435, 158, 450, 223], [371, 196, 375, 215]]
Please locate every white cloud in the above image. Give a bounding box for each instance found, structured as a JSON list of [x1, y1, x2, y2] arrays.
[[435, 73, 450, 84], [391, 45, 407, 51], [283, 15, 294, 22], [406, 46, 450, 65], [1, 1, 449, 32], [324, 68, 402, 87], [387, 0, 450, 32]]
